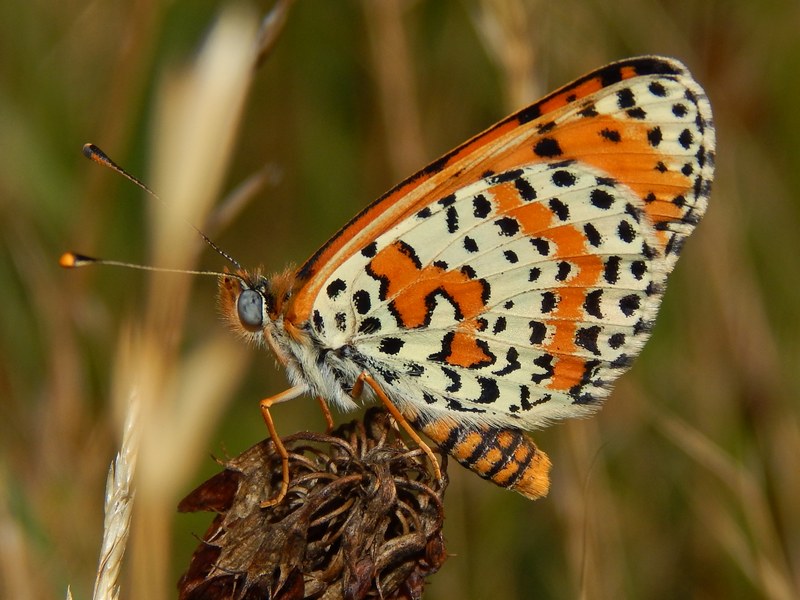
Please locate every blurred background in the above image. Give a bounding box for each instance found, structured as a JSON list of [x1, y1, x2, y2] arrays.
[[2, 0, 799, 598]]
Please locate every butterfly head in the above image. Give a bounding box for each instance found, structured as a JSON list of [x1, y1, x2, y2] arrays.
[[220, 270, 269, 337], [219, 268, 298, 343]]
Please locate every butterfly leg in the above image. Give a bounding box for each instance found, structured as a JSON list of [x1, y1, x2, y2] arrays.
[[355, 372, 443, 481], [258, 384, 305, 507], [316, 396, 335, 432]]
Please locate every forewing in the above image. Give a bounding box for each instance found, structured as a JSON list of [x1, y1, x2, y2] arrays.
[[291, 56, 714, 428]]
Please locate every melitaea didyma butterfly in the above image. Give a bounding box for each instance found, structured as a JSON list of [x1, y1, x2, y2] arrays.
[[217, 55, 715, 501], [69, 56, 714, 502]]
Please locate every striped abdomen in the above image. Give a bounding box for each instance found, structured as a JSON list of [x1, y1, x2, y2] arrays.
[[416, 419, 551, 499]]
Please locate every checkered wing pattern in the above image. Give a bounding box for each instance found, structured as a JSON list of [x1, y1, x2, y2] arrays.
[[301, 56, 714, 429]]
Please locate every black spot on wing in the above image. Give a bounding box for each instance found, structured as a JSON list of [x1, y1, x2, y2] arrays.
[[549, 198, 569, 221], [575, 325, 602, 356], [488, 169, 524, 185], [551, 169, 577, 187], [495, 216, 520, 237], [516, 104, 541, 124], [541, 292, 557, 313], [555, 261, 572, 282], [617, 221, 636, 244], [379, 337, 404, 355], [626, 107, 647, 120], [584, 223, 602, 247], [678, 128, 694, 149], [441, 365, 462, 393], [533, 138, 563, 158], [611, 353, 634, 369], [438, 193, 456, 207], [619, 294, 641, 317], [515, 176, 537, 201], [647, 127, 662, 147], [609, 332, 626, 349], [630, 260, 646, 280], [326, 278, 346, 299], [583, 289, 604, 319], [493, 316, 507, 334], [463, 236, 479, 253], [569, 359, 602, 404], [519, 385, 532, 410], [428, 331, 455, 364], [648, 81, 667, 97], [530, 238, 550, 255], [529, 320, 547, 345], [475, 376, 500, 404], [446, 398, 486, 412], [361, 242, 377, 258], [460, 264, 477, 279], [353, 290, 371, 314], [473, 194, 492, 218], [616, 88, 636, 108], [503, 250, 519, 264], [590, 188, 614, 209], [313, 310, 324, 333], [531, 354, 554, 384], [407, 363, 425, 377], [604, 256, 621, 284], [376, 364, 399, 385], [600, 128, 621, 143], [446, 205, 459, 233], [358, 317, 381, 334]]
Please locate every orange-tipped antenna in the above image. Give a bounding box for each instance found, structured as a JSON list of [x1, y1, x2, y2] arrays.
[[59, 251, 246, 283], [81, 143, 243, 272]]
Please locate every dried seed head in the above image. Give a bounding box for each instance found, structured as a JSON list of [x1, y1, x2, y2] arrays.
[[178, 408, 448, 599]]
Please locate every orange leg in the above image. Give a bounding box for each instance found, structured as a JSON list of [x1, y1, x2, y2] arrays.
[[316, 396, 334, 433], [259, 385, 305, 508], [355, 372, 442, 481]]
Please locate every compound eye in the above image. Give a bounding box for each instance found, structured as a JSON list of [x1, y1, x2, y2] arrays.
[[237, 289, 264, 332]]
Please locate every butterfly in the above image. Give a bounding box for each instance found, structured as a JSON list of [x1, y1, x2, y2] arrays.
[[219, 55, 715, 502]]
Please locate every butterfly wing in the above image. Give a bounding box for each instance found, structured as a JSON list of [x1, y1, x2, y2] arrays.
[[287, 56, 713, 321], [285, 55, 714, 433]]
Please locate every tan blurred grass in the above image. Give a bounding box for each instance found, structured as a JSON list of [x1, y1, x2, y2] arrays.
[[1, 0, 798, 599]]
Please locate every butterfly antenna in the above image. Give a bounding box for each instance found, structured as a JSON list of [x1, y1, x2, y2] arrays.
[[58, 251, 244, 280], [81, 143, 243, 272]]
